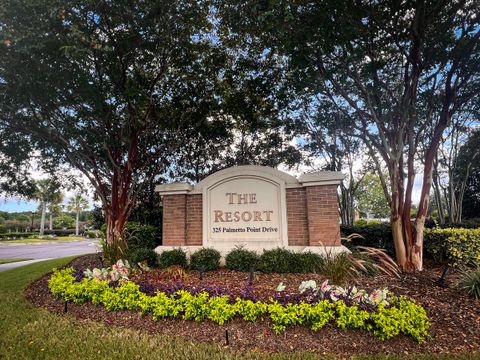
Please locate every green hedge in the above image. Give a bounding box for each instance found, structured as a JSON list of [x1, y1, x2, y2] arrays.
[[124, 222, 160, 251], [225, 247, 259, 272], [439, 218, 480, 229], [129, 248, 158, 267], [0, 232, 39, 240], [189, 248, 221, 271], [259, 248, 323, 273], [424, 228, 480, 267], [49, 268, 431, 342], [341, 224, 394, 255], [158, 248, 187, 269]]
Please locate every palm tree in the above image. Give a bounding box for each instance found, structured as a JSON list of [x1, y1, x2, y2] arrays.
[[67, 193, 89, 236], [33, 179, 62, 236], [48, 196, 63, 231]]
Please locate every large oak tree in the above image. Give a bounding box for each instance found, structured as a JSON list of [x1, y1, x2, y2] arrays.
[[0, 0, 220, 255]]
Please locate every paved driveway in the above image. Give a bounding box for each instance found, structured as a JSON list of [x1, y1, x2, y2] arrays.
[[0, 240, 100, 272]]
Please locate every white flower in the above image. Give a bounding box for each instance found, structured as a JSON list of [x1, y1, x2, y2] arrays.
[[330, 289, 342, 301], [83, 269, 93, 279], [299, 280, 317, 294]]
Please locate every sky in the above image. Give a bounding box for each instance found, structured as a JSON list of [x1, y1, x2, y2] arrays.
[[0, 198, 38, 212], [0, 161, 95, 213]]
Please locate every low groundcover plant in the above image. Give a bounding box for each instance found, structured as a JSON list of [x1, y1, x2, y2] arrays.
[[82, 259, 131, 282], [48, 267, 431, 342]]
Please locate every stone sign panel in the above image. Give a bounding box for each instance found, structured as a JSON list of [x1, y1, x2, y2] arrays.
[[203, 173, 288, 249], [155, 165, 347, 257]]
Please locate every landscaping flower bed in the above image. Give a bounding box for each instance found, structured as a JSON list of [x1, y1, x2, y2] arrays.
[[25, 254, 480, 356], [48, 265, 430, 342]]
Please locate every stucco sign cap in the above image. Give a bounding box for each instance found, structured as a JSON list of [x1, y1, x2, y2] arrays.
[[298, 171, 344, 186], [155, 182, 192, 195]]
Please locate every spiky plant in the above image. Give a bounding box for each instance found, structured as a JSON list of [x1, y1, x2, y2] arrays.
[[458, 264, 480, 299], [354, 246, 400, 278], [319, 253, 354, 285], [342, 233, 400, 278]]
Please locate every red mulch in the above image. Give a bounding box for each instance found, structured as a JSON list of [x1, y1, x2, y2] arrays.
[[24, 254, 480, 357]]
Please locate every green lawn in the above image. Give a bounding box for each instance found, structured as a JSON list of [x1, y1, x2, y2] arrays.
[[2, 236, 90, 244], [0, 258, 33, 264], [0, 258, 478, 360]]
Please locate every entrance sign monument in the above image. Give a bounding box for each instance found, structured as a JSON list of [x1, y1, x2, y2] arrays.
[[155, 166, 348, 257]]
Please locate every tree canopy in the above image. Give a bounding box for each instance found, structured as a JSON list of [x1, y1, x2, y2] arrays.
[[1, 0, 479, 269], [218, 0, 480, 270]]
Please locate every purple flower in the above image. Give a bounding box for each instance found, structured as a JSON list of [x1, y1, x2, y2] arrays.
[[73, 268, 85, 282]]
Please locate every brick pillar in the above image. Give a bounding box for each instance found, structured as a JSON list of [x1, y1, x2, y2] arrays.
[[286, 188, 309, 246], [306, 185, 341, 246], [186, 194, 203, 245], [162, 194, 187, 246]]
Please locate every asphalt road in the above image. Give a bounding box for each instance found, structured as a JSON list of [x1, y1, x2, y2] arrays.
[[0, 240, 100, 272]]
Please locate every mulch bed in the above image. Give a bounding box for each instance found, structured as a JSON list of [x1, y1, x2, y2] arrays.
[[25, 254, 480, 357]]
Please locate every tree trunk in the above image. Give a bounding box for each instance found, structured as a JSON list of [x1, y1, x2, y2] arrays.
[[40, 201, 46, 236], [389, 156, 410, 269], [75, 211, 80, 236], [104, 207, 129, 263], [391, 216, 408, 269], [432, 177, 445, 224], [340, 185, 354, 226], [49, 213, 53, 230]]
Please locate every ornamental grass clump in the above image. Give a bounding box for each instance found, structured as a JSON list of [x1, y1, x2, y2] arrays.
[[49, 268, 431, 342], [458, 264, 480, 299]]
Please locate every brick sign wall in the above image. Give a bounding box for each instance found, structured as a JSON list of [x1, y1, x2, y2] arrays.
[[156, 166, 346, 256]]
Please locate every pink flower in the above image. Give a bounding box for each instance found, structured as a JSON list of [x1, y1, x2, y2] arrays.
[[369, 290, 381, 304], [320, 280, 331, 292], [110, 271, 119, 282]]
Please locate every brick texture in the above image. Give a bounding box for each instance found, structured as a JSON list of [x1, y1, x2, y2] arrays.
[[162, 194, 187, 246], [286, 188, 309, 246], [186, 194, 202, 245], [162, 185, 341, 248], [306, 185, 341, 246]]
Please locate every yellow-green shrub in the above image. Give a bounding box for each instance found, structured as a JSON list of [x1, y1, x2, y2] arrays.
[[48, 268, 430, 342], [425, 228, 480, 267]]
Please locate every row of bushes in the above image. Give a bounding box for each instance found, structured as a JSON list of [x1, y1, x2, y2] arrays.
[[49, 268, 430, 342], [0, 232, 39, 240], [424, 228, 480, 267], [438, 218, 480, 229], [125, 222, 479, 269], [39, 229, 79, 236], [342, 224, 480, 267], [132, 247, 327, 274]]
